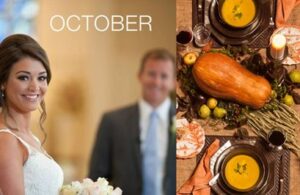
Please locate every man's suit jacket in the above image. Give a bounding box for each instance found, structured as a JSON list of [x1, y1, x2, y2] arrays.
[[89, 103, 176, 195]]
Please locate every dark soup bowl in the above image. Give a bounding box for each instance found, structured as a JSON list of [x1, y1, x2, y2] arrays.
[[216, 0, 260, 29], [220, 146, 268, 193]]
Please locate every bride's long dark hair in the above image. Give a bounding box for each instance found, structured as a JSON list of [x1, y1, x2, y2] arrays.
[[0, 34, 52, 144]]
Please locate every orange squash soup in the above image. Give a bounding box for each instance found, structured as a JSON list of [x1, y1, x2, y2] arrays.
[[221, 0, 256, 27], [224, 154, 260, 190]]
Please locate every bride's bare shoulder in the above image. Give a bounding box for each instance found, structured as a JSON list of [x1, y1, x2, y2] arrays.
[[0, 131, 26, 194], [0, 132, 22, 153], [0, 131, 27, 162]]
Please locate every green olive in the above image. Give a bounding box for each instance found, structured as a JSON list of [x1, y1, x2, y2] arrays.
[[271, 90, 277, 99]]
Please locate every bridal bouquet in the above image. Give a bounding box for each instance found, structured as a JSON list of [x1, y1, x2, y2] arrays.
[[60, 177, 122, 195]]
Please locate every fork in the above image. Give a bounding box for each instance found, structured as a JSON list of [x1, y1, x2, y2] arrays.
[[270, 0, 275, 26]]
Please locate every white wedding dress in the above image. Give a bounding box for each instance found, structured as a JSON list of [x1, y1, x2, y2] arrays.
[[0, 129, 64, 195]]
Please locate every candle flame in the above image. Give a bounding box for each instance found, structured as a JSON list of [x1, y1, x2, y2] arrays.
[[272, 34, 286, 49]]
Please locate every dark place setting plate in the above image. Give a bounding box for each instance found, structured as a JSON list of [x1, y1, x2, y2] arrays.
[[213, 143, 271, 194], [195, 136, 290, 195], [192, 0, 276, 47]]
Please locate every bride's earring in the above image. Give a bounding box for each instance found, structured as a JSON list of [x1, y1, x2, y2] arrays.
[[0, 88, 5, 105]]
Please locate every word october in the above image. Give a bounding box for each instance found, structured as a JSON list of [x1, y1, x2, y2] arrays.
[[50, 14, 152, 32]]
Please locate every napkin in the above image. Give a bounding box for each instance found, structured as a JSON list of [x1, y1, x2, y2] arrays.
[[276, 0, 300, 27], [177, 139, 220, 195]]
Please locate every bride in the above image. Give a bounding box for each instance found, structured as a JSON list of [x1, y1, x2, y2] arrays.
[[0, 34, 63, 194]]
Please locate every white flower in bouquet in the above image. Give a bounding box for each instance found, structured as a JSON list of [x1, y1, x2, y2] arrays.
[[60, 183, 82, 195], [60, 177, 122, 195]]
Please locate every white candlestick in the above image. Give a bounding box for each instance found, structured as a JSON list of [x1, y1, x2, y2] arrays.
[[270, 34, 286, 60]]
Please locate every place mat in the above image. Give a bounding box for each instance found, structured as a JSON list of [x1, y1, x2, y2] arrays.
[[192, 0, 276, 48], [195, 135, 290, 195]]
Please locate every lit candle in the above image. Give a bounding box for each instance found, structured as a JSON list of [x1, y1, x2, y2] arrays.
[[270, 34, 286, 60]]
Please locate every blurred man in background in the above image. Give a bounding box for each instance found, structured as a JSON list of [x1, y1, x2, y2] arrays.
[[89, 48, 176, 195]]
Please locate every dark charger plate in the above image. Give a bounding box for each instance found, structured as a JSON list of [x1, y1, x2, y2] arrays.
[[196, 136, 290, 195], [213, 143, 271, 194], [192, 0, 276, 47], [209, 0, 267, 42]]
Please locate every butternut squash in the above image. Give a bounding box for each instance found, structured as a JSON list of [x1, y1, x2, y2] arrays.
[[192, 53, 272, 109]]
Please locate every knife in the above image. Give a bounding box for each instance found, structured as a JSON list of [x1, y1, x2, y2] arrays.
[[209, 174, 226, 195], [278, 154, 284, 195], [209, 173, 220, 186], [197, 0, 204, 24], [270, 0, 275, 26]]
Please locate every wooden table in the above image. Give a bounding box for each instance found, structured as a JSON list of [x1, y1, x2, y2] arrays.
[[176, 0, 300, 194]]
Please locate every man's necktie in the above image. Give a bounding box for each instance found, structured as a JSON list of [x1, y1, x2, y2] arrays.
[[142, 111, 160, 195]]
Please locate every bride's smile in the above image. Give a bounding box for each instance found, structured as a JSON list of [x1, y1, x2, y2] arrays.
[[4, 57, 48, 113]]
